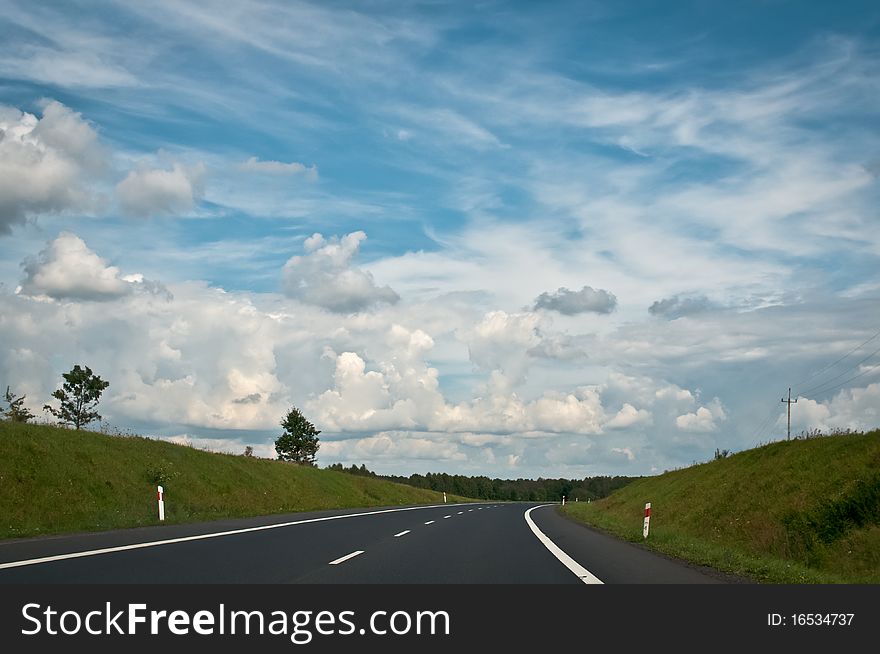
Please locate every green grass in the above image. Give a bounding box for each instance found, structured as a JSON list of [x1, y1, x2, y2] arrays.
[[0, 421, 471, 540], [562, 429, 880, 584]]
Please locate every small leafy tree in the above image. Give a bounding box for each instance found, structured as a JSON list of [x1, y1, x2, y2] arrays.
[[275, 406, 320, 466], [243, 445, 254, 457], [4, 386, 35, 423], [43, 364, 110, 430]]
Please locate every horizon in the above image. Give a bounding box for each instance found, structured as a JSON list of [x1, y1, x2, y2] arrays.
[[1, 0, 879, 478]]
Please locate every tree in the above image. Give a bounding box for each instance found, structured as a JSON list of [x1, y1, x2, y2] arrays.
[[43, 364, 110, 430], [4, 386, 35, 423], [243, 446, 254, 457], [274, 406, 320, 466]]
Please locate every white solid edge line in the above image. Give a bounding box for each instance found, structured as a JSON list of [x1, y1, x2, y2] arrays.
[[524, 505, 603, 585], [393, 530, 410, 537], [0, 503, 483, 571], [329, 550, 364, 565]]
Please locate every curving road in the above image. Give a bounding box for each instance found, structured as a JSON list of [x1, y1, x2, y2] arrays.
[[0, 503, 732, 584]]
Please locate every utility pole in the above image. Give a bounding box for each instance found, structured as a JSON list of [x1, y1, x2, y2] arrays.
[[781, 387, 798, 440]]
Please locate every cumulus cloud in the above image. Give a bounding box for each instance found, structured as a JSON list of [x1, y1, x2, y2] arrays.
[[281, 231, 399, 312], [0, 100, 105, 233], [786, 382, 880, 433], [649, 294, 717, 319], [675, 398, 727, 432], [308, 339, 607, 435], [465, 311, 541, 381], [605, 403, 652, 429], [238, 156, 317, 179], [533, 285, 617, 315], [0, 264, 730, 477], [116, 161, 205, 216], [18, 232, 167, 301]]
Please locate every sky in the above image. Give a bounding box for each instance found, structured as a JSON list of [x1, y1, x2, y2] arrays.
[[1, 0, 879, 478]]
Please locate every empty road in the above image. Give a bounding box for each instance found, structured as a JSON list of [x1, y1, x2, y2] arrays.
[[0, 503, 732, 583]]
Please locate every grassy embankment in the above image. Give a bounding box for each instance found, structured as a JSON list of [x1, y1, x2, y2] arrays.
[[0, 421, 470, 540], [562, 429, 880, 583]]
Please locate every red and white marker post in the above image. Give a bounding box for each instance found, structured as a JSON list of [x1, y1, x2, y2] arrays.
[[157, 485, 165, 522], [643, 502, 651, 538]]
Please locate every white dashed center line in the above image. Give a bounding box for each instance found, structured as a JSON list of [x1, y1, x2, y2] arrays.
[[457, 511, 463, 515], [443, 515, 452, 519], [468, 509, 474, 512], [424, 520, 435, 525], [329, 550, 364, 565], [393, 530, 410, 537]]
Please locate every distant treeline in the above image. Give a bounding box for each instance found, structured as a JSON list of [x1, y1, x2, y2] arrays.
[[326, 463, 637, 501]]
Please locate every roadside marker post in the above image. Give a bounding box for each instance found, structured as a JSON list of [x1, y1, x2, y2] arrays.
[[561, 496, 566, 506], [643, 502, 651, 538], [157, 485, 165, 522], [443, 492, 447, 503]]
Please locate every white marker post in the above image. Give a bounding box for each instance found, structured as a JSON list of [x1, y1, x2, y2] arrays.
[[643, 502, 651, 539], [561, 496, 566, 506], [443, 492, 447, 503], [157, 485, 165, 522]]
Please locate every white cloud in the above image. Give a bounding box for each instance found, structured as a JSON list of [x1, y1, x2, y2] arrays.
[[18, 232, 167, 302], [308, 339, 607, 435], [238, 156, 317, 179], [675, 398, 727, 433], [611, 446, 636, 461], [392, 106, 503, 149], [281, 231, 399, 312], [463, 310, 541, 385], [787, 383, 880, 433], [116, 162, 205, 217], [534, 285, 617, 315], [0, 101, 105, 233], [605, 403, 652, 430]]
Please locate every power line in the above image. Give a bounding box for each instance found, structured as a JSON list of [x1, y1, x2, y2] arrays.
[[752, 395, 784, 444], [789, 326, 880, 390], [798, 363, 880, 401], [795, 342, 880, 398]]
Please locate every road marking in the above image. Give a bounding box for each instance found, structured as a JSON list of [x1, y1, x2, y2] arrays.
[[0, 503, 482, 571], [393, 530, 410, 537], [424, 520, 435, 525], [457, 511, 464, 514], [329, 550, 364, 565], [524, 505, 603, 585], [468, 509, 474, 512], [443, 515, 452, 519]]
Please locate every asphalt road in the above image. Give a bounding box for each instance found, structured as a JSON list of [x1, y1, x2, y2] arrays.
[[0, 503, 733, 583]]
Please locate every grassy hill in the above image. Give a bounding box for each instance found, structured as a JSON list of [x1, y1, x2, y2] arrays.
[[0, 421, 469, 540], [562, 429, 880, 583]]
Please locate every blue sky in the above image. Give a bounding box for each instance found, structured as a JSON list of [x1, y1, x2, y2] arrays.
[[1, 0, 879, 477]]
